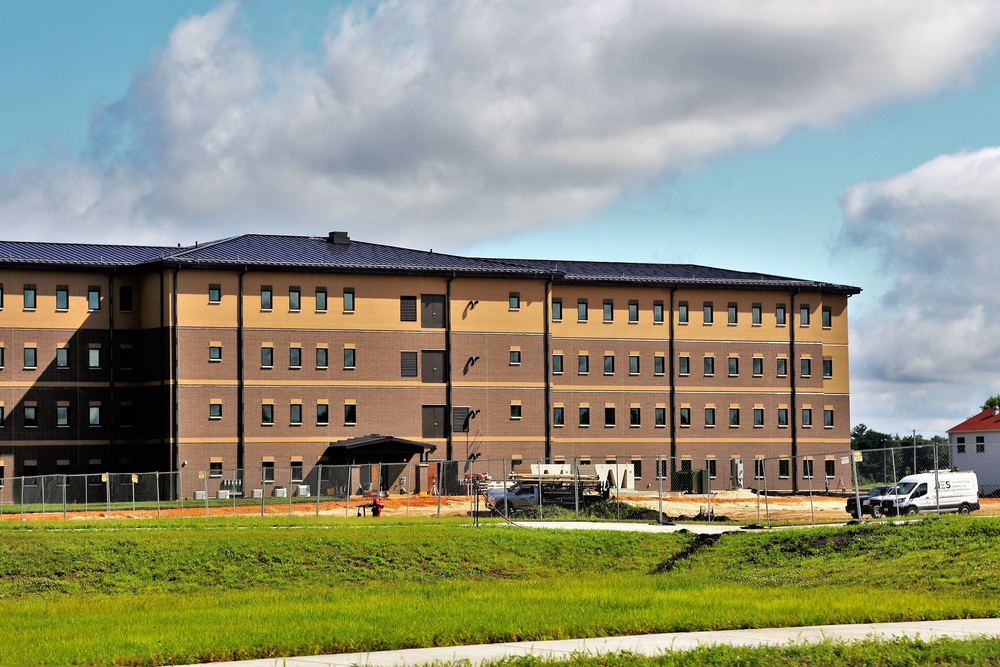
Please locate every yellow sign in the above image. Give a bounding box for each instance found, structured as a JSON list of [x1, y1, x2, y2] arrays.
[[853, 451, 863, 462], [101, 473, 107, 482], [131, 474, 138, 484], [199, 470, 205, 479]]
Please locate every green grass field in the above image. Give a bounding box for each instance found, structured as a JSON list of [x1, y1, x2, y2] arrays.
[[1, 515, 999, 665]]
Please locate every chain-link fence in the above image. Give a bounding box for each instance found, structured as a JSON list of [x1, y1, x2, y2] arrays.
[[1, 442, 995, 524]]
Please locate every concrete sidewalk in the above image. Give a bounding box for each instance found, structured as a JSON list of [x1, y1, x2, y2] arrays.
[[184, 618, 1000, 667]]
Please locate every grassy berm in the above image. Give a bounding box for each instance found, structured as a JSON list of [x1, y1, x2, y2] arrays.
[[0, 515, 998, 665]]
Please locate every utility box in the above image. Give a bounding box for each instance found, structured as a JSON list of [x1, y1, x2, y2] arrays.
[[252, 489, 263, 499], [217, 490, 230, 500], [274, 487, 287, 498], [194, 490, 207, 500], [296, 485, 310, 496]]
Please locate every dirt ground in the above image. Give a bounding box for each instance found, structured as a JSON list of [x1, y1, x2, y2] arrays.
[[4, 490, 999, 524]]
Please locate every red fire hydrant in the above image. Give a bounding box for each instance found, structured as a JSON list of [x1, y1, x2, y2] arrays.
[[372, 497, 385, 518]]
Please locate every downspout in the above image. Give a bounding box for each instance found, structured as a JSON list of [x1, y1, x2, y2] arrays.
[[108, 271, 116, 467], [171, 268, 180, 486], [543, 277, 553, 463], [159, 270, 168, 487], [668, 286, 678, 478], [790, 289, 799, 493], [445, 274, 455, 461], [237, 268, 247, 473]]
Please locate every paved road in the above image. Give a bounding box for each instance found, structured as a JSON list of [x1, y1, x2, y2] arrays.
[[514, 520, 745, 534], [182, 618, 1000, 667]]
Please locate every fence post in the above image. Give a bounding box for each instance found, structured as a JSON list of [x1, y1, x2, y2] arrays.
[[316, 464, 322, 518], [502, 458, 508, 517], [657, 456, 664, 524], [260, 466, 266, 517], [807, 463, 815, 525], [179, 470, 184, 519], [436, 463, 442, 519], [156, 472, 162, 519], [41, 475, 46, 517], [405, 462, 411, 518], [537, 458, 543, 521], [203, 471, 209, 517], [763, 460, 771, 528], [707, 460, 712, 522], [934, 445, 941, 519], [106, 472, 111, 518], [574, 457, 580, 522], [851, 452, 863, 522]]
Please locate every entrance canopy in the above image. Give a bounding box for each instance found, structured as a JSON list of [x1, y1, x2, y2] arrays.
[[321, 434, 437, 466]]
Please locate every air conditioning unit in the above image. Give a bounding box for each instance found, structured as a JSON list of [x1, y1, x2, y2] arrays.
[[217, 490, 229, 500], [274, 487, 287, 498], [193, 490, 207, 500], [297, 485, 310, 496], [252, 489, 263, 499]]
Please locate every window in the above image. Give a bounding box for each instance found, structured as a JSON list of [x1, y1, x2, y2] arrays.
[[290, 403, 303, 425], [577, 299, 588, 322], [552, 298, 563, 321], [23, 345, 40, 369], [977, 436, 986, 453], [317, 404, 329, 425], [344, 347, 356, 369], [752, 357, 763, 376], [778, 408, 789, 427], [680, 459, 692, 472], [119, 346, 133, 370], [56, 348, 68, 369], [317, 347, 329, 369], [629, 355, 640, 374], [707, 459, 717, 479], [344, 403, 357, 425], [802, 408, 813, 427], [0, 284, 3, 309], [56, 286, 69, 310], [343, 288, 355, 313], [315, 288, 328, 312], [509, 349, 521, 365], [677, 355, 688, 375], [289, 287, 301, 311], [729, 407, 740, 427], [957, 443, 966, 454], [604, 354, 614, 374], [261, 404, 274, 425], [88, 286, 101, 311], [825, 459, 835, 478], [604, 406, 616, 427], [628, 300, 639, 323], [579, 406, 590, 426], [655, 407, 666, 427], [799, 304, 810, 326], [510, 403, 522, 420], [552, 353, 564, 374], [23, 284, 36, 309], [654, 300, 664, 323], [210, 461, 223, 478], [754, 407, 764, 427], [703, 301, 713, 324], [655, 354, 666, 375], [262, 462, 275, 484], [776, 304, 786, 326], [630, 407, 641, 427], [679, 407, 691, 426], [291, 461, 303, 483], [578, 354, 589, 374], [603, 299, 614, 322], [89, 406, 101, 427], [801, 357, 812, 377], [509, 292, 520, 310], [752, 303, 762, 325], [289, 346, 302, 368], [779, 459, 790, 479], [633, 459, 643, 479], [728, 356, 739, 376], [677, 301, 688, 323], [728, 302, 737, 324], [260, 286, 273, 310], [261, 346, 274, 368], [208, 284, 221, 303], [23, 406, 37, 427], [400, 295, 417, 321], [777, 357, 788, 377], [705, 407, 715, 427], [57, 405, 69, 427], [803, 459, 814, 479], [553, 406, 564, 426], [703, 356, 714, 376], [89, 348, 100, 369], [823, 358, 833, 378], [822, 306, 832, 328], [209, 403, 222, 420], [754, 459, 765, 479], [119, 286, 133, 312], [400, 351, 418, 377], [209, 345, 222, 362], [824, 409, 834, 427]]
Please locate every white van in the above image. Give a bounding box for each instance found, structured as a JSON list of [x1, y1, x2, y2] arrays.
[[879, 470, 980, 517]]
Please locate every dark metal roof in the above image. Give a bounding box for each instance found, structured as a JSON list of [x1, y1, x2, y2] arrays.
[[0, 240, 177, 268], [326, 434, 437, 452], [165, 234, 537, 275]]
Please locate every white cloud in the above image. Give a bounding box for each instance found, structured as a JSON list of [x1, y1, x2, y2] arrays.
[[2, 0, 1000, 246], [842, 146, 1000, 435]]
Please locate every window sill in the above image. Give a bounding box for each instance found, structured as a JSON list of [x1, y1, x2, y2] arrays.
[[316, 366, 328, 370], [209, 359, 222, 363], [344, 423, 357, 427], [343, 310, 355, 315], [344, 366, 356, 371], [553, 424, 564, 428], [316, 310, 328, 314], [261, 423, 273, 427], [290, 423, 302, 427], [655, 425, 666, 428], [24, 367, 37, 371], [289, 366, 302, 370], [261, 366, 273, 370], [56, 308, 68, 313]]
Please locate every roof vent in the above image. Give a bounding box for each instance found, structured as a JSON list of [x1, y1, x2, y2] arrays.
[[327, 231, 350, 246], [993, 406, 998, 417]]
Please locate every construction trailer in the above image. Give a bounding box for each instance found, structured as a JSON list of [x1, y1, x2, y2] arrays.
[[486, 472, 611, 511]]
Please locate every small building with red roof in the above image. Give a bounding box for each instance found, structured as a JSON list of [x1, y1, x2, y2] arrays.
[[947, 406, 1000, 495]]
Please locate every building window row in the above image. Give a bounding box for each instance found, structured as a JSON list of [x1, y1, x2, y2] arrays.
[[552, 351, 832, 379], [258, 344, 355, 370], [674, 300, 832, 329], [9, 284, 138, 313], [552, 298, 665, 324], [256, 286, 354, 313], [677, 405, 835, 429], [0, 402, 128, 429], [554, 403, 668, 428], [0, 345, 138, 372], [258, 401, 355, 426]]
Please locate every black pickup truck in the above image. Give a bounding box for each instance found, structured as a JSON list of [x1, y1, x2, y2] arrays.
[[846, 484, 895, 519]]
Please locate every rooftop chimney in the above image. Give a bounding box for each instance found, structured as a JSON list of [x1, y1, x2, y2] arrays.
[[992, 405, 998, 417], [327, 231, 350, 246]]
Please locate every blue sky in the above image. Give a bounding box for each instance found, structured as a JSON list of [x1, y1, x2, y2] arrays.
[[3, 1, 1000, 437]]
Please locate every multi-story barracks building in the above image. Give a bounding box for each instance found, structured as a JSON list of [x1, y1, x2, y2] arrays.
[[0, 232, 859, 495]]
